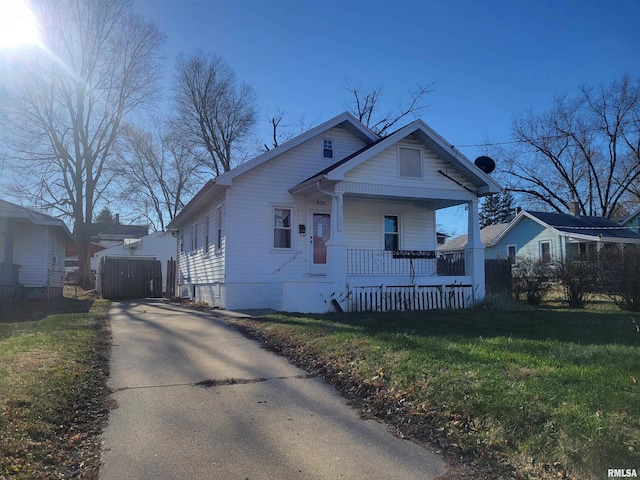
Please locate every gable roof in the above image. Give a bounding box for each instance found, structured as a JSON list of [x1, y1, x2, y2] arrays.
[[290, 119, 501, 196], [168, 112, 379, 229], [492, 210, 640, 245], [0, 199, 73, 241], [621, 206, 640, 226], [438, 223, 509, 251]]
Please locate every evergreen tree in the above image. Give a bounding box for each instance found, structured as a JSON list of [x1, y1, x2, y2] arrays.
[[96, 207, 114, 225], [480, 190, 515, 228]]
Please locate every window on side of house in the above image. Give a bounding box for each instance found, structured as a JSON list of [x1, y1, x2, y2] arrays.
[[274, 207, 292, 249], [507, 244, 517, 263], [204, 215, 210, 255], [323, 139, 334, 159], [216, 208, 222, 253], [180, 232, 185, 253], [191, 222, 198, 253], [398, 146, 422, 178], [540, 241, 551, 262], [384, 215, 400, 251]]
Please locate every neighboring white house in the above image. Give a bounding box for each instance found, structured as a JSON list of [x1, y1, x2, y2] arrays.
[[441, 210, 640, 262], [167, 112, 501, 313], [0, 199, 73, 301], [94, 231, 177, 295]]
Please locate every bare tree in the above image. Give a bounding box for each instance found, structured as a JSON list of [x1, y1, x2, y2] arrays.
[[173, 51, 257, 176], [0, 0, 164, 286], [262, 109, 318, 151], [115, 122, 203, 232], [344, 81, 435, 136], [498, 75, 640, 218]]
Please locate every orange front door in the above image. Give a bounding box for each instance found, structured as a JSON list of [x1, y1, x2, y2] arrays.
[[312, 213, 331, 266]]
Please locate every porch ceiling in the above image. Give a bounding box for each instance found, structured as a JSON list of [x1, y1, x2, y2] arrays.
[[290, 178, 475, 210]]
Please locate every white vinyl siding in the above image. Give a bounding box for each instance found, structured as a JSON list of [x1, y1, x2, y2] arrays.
[[343, 198, 436, 251], [344, 139, 475, 193], [224, 126, 367, 283]]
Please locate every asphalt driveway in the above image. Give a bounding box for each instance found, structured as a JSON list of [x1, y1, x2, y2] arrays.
[[100, 299, 447, 479]]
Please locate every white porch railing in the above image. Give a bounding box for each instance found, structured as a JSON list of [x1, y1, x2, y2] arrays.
[[346, 284, 473, 312], [346, 249, 466, 276]]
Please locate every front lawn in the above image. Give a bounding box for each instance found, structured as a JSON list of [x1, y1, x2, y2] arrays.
[[0, 291, 111, 479], [227, 307, 640, 480]]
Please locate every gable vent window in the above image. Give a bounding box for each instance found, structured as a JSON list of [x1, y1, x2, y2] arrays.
[[398, 147, 422, 178], [323, 139, 334, 158]]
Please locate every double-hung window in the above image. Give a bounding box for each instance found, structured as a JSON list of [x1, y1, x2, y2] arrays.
[[384, 215, 400, 251], [216, 208, 222, 253], [204, 215, 210, 255], [191, 223, 198, 252], [274, 208, 292, 249], [323, 139, 334, 159]]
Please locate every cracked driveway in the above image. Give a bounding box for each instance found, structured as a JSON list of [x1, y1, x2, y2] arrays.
[[100, 299, 446, 479]]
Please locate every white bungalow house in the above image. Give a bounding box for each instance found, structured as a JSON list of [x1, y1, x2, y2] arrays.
[[1, 199, 73, 301], [167, 112, 501, 313]]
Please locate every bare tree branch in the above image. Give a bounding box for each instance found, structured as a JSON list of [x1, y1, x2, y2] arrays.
[[173, 51, 257, 176], [344, 81, 435, 136], [0, 0, 164, 286]]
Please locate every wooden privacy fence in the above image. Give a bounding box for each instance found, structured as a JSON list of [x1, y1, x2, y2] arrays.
[[485, 258, 512, 296], [101, 257, 162, 299], [165, 258, 176, 298]]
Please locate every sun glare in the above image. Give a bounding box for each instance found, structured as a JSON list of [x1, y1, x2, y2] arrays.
[[0, 0, 40, 49]]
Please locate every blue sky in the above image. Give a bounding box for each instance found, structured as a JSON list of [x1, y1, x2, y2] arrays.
[[133, 0, 639, 235]]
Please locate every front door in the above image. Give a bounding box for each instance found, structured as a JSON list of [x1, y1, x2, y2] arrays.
[[311, 213, 330, 275]]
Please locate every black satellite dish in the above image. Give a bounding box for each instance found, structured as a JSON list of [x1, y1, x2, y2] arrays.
[[474, 156, 495, 174]]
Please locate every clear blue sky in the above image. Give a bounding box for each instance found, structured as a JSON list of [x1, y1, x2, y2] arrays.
[[132, 0, 640, 235]]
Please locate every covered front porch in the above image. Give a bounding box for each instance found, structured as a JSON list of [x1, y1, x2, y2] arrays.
[[285, 180, 486, 312]]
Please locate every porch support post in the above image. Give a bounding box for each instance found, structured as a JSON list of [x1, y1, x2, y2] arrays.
[[2, 219, 15, 285], [326, 191, 346, 278], [464, 198, 486, 303]]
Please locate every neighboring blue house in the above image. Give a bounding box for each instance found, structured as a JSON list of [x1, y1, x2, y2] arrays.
[[441, 210, 640, 261], [621, 207, 640, 235]]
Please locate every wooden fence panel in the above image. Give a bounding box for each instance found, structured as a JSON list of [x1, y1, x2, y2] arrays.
[[485, 258, 512, 296], [165, 258, 176, 298], [101, 257, 163, 300]]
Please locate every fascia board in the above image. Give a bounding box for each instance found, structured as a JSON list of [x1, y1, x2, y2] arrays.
[[222, 112, 378, 185], [325, 120, 501, 196]]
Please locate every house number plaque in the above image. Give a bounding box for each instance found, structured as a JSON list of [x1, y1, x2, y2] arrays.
[[392, 250, 436, 259]]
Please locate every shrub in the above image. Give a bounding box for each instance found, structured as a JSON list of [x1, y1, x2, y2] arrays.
[[554, 258, 598, 308], [599, 245, 640, 311], [512, 257, 553, 305]]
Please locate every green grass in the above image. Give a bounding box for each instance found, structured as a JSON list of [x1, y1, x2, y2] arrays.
[[229, 307, 640, 480], [0, 291, 111, 479]]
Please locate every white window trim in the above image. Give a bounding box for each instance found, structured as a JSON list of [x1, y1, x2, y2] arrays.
[[216, 207, 223, 254], [539, 240, 551, 260], [191, 222, 198, 255], [397, 145, 423, 179], [272, 205, 295, 251], [204, 214, 210, 256], [322, 138, 335, 159], [383, 214, 401, 251]]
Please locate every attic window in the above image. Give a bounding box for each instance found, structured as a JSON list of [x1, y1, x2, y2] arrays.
[[323, 139, 333, 158], [398, 147, 422, 178]]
